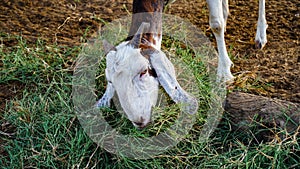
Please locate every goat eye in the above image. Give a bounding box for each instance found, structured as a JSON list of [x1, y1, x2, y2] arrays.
[[140, 69, 148, 77]]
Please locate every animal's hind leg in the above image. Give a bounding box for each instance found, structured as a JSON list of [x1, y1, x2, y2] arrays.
[[255, 0, 268, 49], [222, 0, 229, 31], [206, 0, 234, 82]]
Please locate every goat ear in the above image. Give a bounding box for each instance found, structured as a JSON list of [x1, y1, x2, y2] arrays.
[[129, 22, 150, 48], [149, 50, 198, 114], [102, 40, 116, 54]]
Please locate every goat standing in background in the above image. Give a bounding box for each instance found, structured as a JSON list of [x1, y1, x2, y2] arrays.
[[204, 0, 267, 81], [97, 0, 198, 129]]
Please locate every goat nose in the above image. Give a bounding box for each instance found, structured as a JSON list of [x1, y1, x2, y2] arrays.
[[133, 121, 144, 127], [133, 117, 150, 129], [133, 121, 146, 130]]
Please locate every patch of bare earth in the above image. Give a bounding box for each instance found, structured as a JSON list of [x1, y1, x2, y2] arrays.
[[0, 81, 25, 157], [0, 81, 25, 113]]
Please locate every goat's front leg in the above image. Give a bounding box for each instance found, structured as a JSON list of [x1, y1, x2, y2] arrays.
[[96, 82, 115, 107], [255, 0, 268, 49], [206, 0, 233, 82]]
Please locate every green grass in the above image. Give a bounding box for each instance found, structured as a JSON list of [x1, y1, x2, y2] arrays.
[[0, 33, 299, 168]]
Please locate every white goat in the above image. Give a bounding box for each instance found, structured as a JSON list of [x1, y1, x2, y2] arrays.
[[96, 0, 268, 128], [97, 0, 198, 129]]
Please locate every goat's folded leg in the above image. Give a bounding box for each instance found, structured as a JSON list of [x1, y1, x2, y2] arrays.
[[96, 82, 115, 108]]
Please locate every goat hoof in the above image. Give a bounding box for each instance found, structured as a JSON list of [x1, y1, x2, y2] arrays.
[[216, 72, 234, 83], [255, 40, 264, 49], [255, 38, 267, 49]]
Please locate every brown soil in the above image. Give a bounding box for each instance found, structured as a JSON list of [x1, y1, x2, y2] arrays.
[[0, 81, 25, 112], [0, 0, 299, 111]]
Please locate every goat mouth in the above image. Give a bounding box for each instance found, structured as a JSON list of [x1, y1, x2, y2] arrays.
[[133, 121, 151, 129]]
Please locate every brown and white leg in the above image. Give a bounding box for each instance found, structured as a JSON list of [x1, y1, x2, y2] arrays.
[[255, 0, 268, 49], [206, 0, 234, 82]]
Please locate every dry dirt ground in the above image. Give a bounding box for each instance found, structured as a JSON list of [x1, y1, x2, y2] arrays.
[[0, 0, 299, 112]]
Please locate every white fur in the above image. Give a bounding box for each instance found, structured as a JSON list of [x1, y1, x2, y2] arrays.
[[169, 0, 269, 81], [206, 0, 232, 82], [206, 0, 267, 81], [97, 23, 198, 128], [255, 0, 268, 49], [101, 41, 159, 128], [149, 50, 198, 114], [153, 34, 162, 50], [97, 37, 199, 127]]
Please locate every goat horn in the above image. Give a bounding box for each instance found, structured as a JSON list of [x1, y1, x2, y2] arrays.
[[102, 39, 116, 54], [130, 22, 150, 48]]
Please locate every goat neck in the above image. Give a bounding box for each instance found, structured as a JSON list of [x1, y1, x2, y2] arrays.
[[127, 0, 164, 50]]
